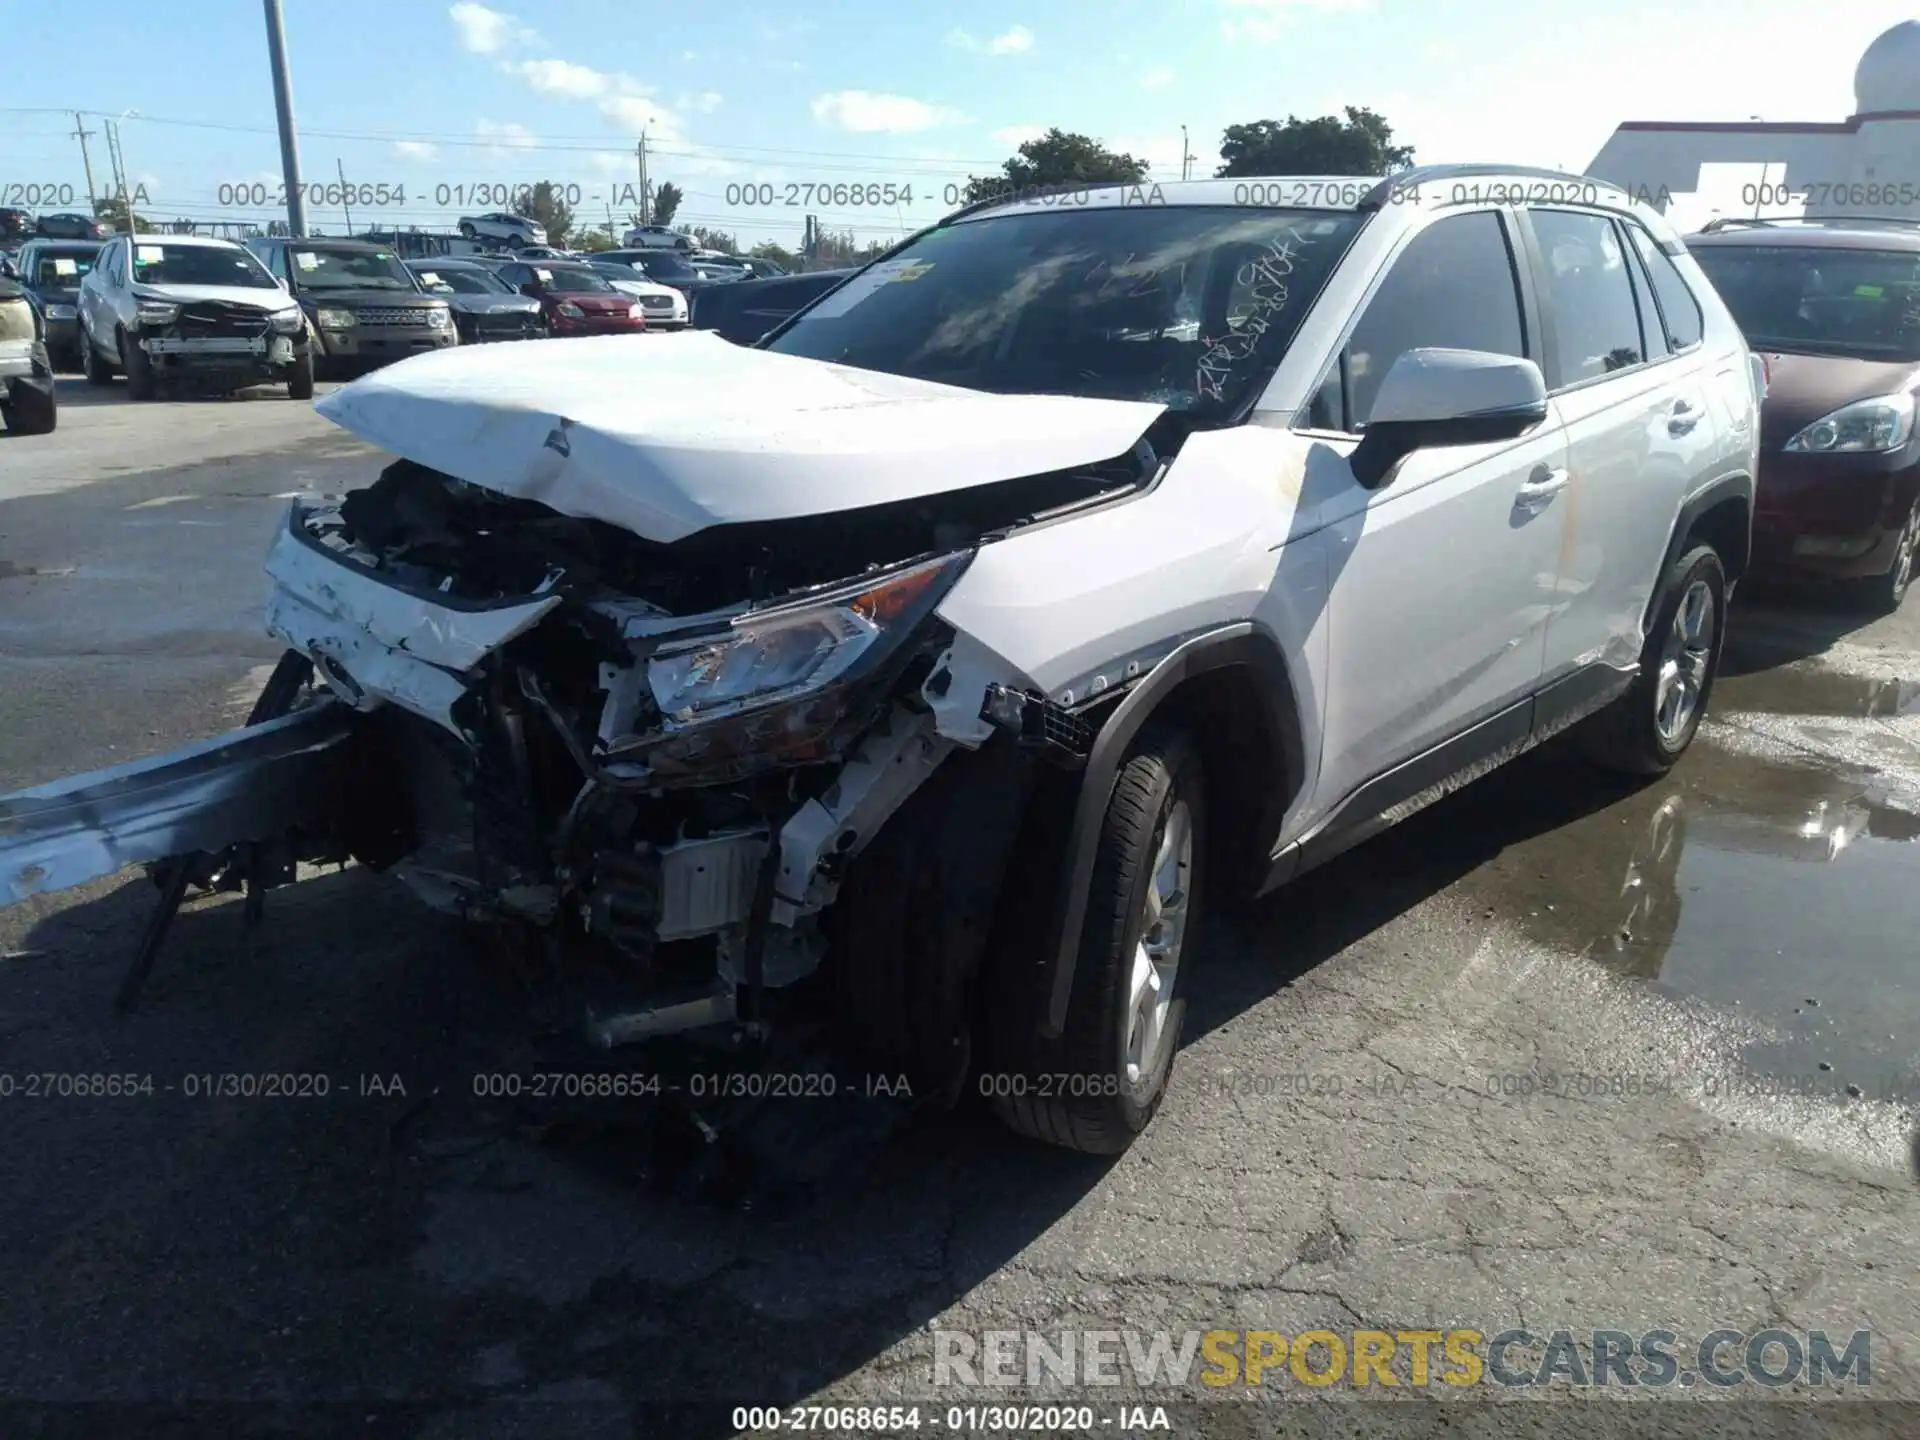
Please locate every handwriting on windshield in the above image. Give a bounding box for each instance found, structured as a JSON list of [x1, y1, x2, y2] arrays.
[[1194, 231, 1309, 403], [1083, 252, 1182, 299]]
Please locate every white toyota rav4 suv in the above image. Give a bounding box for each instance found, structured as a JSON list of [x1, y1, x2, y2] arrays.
[[1, 165, 1762, 1157]]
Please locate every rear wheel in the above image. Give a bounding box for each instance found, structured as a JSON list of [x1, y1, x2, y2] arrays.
[[120, 327, 156, 401], [81, 324, 115, 384], [990, 724, 1206, 1155], [1579, 543, 1727, 776], [1852, 497, 1918, 614]]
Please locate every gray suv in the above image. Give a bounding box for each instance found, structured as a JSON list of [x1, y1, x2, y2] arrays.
[[246, 237, 456, 377]]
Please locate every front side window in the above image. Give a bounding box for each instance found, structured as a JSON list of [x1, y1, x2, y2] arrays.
[[128, 243, 278, 289], [1688, 242, 1920, 361], [1529, 209, 1646, 386], [766, 204, 1365, 417], [1340, 210, 1528, 429]]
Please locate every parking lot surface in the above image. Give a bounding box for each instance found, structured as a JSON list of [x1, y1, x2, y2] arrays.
[[2, 377, 1918, 1435]]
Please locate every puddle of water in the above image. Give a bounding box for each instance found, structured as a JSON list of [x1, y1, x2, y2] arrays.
[[1451, 736, 1920, 1105], [1713, 667, 1920, 719]]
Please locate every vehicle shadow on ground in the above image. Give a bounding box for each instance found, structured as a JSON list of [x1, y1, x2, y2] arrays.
[[1720, 577, 1882, 676], [0, 618, 1807, 1429], [46, 376, 323, 409]]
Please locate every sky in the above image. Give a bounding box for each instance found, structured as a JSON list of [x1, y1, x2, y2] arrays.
[[1, 0, 1916, 249]]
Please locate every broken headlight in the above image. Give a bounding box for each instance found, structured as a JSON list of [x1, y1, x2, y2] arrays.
[[646, 553, 967, 731]]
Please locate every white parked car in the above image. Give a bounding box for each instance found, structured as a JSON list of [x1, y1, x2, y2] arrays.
[[587, 260, 690, 327], [0, 165, 1762, 1158], [458, 212, 547, 248], [75, 233, 314, 399], [620, 223, 695, 250]]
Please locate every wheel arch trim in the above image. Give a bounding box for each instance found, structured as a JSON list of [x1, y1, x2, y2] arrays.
[[1038, 621, 1304, 1038]]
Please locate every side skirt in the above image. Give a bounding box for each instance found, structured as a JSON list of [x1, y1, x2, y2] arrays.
[[1260, 660, 1637, 893]]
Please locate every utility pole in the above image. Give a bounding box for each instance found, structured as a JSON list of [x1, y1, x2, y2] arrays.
[[337, 158, 354, 234], [1180, 125, 1192, 182], [71, 112, 98, 207], [263, 0, 308, 237], [103, 120, 130, 232], [636, 133, 650, 224]]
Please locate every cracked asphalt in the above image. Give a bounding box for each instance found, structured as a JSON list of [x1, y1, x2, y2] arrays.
[[2, 378, 1918, 1439]]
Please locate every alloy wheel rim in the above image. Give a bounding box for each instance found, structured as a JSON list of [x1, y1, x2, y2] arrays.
[[1653, 579, 1715, 746], [1894, 502, 1919, 597], [1123, 798, 1193, 1086]]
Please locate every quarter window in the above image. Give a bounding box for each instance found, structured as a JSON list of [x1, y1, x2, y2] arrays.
[[1339, 211, 1528, 430], [1529, 209, 1647, 387], [1625, 223, 1704, 351]]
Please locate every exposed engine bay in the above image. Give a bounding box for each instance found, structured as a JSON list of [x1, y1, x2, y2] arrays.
[[7, 443, 1146, 1094]]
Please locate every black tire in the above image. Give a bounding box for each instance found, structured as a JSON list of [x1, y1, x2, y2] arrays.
[[1850, 497, 1918, 615], [1578, 543, 1727, 776], [4, 382, 55, 434], [285, 350, 315, 401], [81, 325, 115, 384], [120, 327, 156, 401], [991, 724, 1206, 1154]]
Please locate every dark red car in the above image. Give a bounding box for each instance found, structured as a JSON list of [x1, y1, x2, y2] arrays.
[[492, 259, 647, 336], [1687, 218, 1920, 611]]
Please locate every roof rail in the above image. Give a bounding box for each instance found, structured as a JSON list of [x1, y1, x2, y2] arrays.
[[1698, 213, 1920, 233], [1358, 163, 1625, 210]]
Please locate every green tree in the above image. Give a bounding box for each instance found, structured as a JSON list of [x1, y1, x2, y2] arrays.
[[688, 225, 736, 252], [1215, 107, 1414, 178], [93, 193, 153, 233], [511, 181, 576, 245], [749, 240, 800, 270], [574, 228, 615, 252], [650, 181, 684, 228], [963, 128, 1149, 204]]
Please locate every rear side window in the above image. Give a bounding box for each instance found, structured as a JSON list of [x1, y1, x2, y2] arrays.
[[1625, 224, 1704, 351], [1529, 209, 1646, 387], [1339, 210, 1528, 430]]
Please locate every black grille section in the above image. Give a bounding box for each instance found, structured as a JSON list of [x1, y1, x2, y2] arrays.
[[176, 301, 272, 339]]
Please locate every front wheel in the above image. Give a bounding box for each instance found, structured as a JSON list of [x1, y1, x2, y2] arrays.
[[3, 382, 56, 434], [120, 328, 156, 401], [81, 324, 115, 384], [991, 725, 1206, 1154], [1852, 497, 1919, 614], [1578, 543, 1727, 775], [285, 350, 315, 401]]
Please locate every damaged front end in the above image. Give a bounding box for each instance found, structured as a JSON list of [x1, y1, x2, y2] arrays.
[[2, 445, 1136, 1083], [136, 299, 309, 391]]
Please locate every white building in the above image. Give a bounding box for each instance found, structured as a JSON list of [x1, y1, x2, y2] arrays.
[[1588, 18, 1920, 229]]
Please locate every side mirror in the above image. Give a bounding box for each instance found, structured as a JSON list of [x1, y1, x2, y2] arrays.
[[1350, 348, 1549, 488]]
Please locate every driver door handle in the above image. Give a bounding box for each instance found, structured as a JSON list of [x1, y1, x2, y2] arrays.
[[1515, 465, 1569, 511]]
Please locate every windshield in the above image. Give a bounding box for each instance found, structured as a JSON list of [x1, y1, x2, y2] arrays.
[[1691, 243, 1920, 361], [288, 246, 417, 290], [32, 249, 97, 286], [766, 205, 1364, 414], [131, 243, 279, 289], [540, 266, 617, 293], [412, 266, 508, 295]]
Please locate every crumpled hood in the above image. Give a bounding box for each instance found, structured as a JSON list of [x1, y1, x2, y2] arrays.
[[130, 282, 293, 310], [314, 329, 1166, 543]]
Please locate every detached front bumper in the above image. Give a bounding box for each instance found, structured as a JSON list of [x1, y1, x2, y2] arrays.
[[138, 329, 308, 380]]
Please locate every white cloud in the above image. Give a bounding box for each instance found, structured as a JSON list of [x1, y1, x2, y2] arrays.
[[392, 140, 439, 161], [511, 58, 610, 99], [1220, 0, 1368, 42], [812, 90, 970, 133], [946, 25, 1035, 55], [449, 2, 538, 55], [475, 118, 538, 160], [588, 151, 631, 174], [1141, 66, 1175, 90], [694, 91, 723, 113], [990, 124, 1046, 148], [681, 49, 697, 61]]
